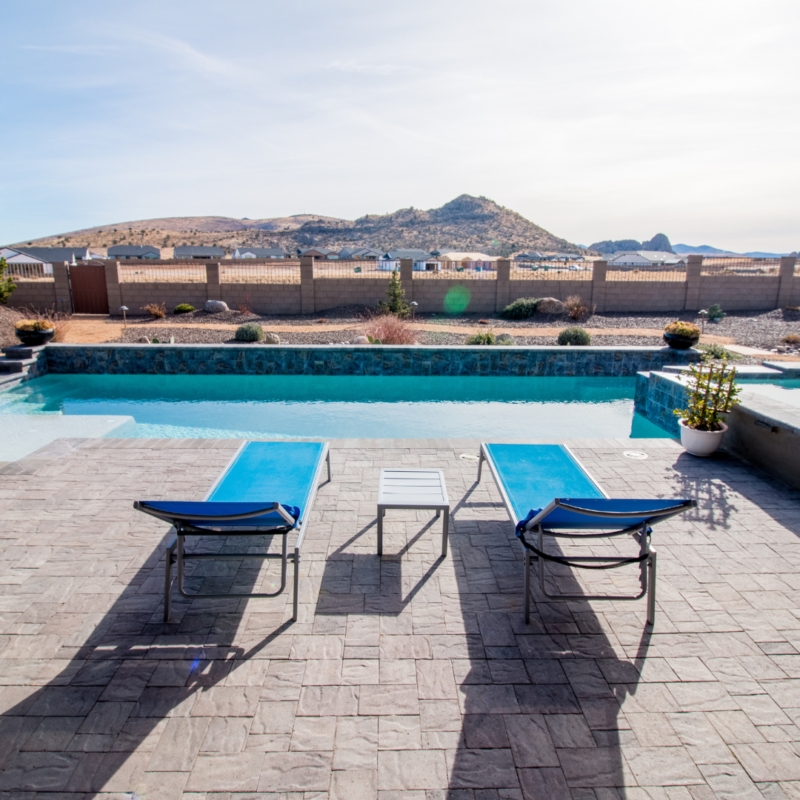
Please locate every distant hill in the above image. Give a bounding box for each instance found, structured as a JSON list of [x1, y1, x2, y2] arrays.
[[589, 233, 674, 254], [673, 244, 793, 257], [10, 195, 580, 258]]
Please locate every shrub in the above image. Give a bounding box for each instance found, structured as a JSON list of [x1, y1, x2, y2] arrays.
[[707, 303, 725, 321], [377, 269, 411, 318], [664, 320, 701, 338], [235, 323, 264, 342], [14, 309, 71, 342], [173, 303, 195, 314], [699, 342, 739, 361], [143, 302, 166, 319], [0, 257, 16, 305], [465, 330, 496, 345], [361, 311, 418, 345], [557, 327, 591, 346], [782, 334, 800, 345], [674, 360, 741, 431], [500, 297, 539, 320], [15, 319, 53, 332], [565, 295, 591, 321]]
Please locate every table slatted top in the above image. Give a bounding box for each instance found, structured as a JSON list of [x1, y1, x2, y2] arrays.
[[378, 468, 449, 508]]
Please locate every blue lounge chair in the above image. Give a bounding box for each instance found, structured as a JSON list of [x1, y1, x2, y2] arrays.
[[477, 444, 695, 625], [135, 441, 331, 623]]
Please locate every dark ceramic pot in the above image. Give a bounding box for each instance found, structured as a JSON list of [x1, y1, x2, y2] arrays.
[[15, 328, 55, 347], [663, 332, 699, 350]]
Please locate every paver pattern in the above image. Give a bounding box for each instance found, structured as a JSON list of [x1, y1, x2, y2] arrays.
[[0, 436, 798, 799]]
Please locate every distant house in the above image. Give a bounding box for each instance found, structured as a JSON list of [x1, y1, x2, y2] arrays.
[[174, 246, 226, 259], [377, 250, 442, 272], [545, 253, 585, 262], [107, 245, 160, 260], [299, 247, 339, 260], [607, 251, 686, 268], [516, 251, 545, 262], [437, 251, 497, 264], [233, 247, 286, 259], [340, 247, 382, 261], [1, 247, 103, 273]]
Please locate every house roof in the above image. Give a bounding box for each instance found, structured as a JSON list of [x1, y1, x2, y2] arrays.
[[235, 247, 286, 257], [300, 247, 337, 256], [437, 251, 496, 261], [610, 250, 684, 264], [10, 247, 93, 263], [174, 246, 226, 257], [107, 245, 160, 257], [383, 250, 435, 261]]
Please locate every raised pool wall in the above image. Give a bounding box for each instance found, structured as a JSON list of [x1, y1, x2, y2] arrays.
[[41, 344, 702, 378]]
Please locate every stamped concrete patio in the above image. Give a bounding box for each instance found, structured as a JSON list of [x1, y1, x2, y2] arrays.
[[0, 436, 798, 799]]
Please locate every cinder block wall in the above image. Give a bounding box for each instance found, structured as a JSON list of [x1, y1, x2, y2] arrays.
[[7, 281, 58, 312], [698, 276, 780, 311], [790, 276, 800, 307], [508, 280, 592, 304], [603, 281, 686, 312], [410, 279, 498, 312], [313, 278, 388, 312], [119, 283, 208, 314], [221, 284, 302, 315]]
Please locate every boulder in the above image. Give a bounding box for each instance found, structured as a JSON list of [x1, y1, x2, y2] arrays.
[[137, 336, 150, 344], [537, 297, 565, 315], [352, 335, 370, 345], [496, 333, 515, 343], [204, 300, 229, 313], [263, 332, 281, 345]]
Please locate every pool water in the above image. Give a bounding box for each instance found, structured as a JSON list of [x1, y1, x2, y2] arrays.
[[0, 374, 670, 440]]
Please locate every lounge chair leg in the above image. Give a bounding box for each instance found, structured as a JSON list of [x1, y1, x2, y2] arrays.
[[377, 508, 384, 556], [524, 549, 531, 624], [441, 508, 449, 557], [164, 536, 176, 623], [647, 551, 657, 626], [477, 448, 484, 482], [326, 450, 332, 483], [293, 548, 300, 622]]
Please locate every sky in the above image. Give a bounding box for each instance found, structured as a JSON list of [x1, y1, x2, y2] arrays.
[[2, 0, 798, 252]]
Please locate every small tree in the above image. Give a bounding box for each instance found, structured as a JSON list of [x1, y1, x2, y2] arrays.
[[377, 269, 410, 318], [0, 257, 16, 305]]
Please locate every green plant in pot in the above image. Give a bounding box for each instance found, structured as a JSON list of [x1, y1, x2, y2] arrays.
[[14, 319, 55, 346], [663, 320, 701, 350], [673, 359, 741, 456]]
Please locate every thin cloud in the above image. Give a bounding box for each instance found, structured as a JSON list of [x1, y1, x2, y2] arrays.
[[328, 59, 416, 76], [22, 44, 118, 55]]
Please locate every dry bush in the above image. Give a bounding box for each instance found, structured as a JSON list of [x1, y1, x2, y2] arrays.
[[783, 334, 800, 345], [360, 311, 419, 345], [143, 302, 166, 319], [4, 307, 73, 343], [239, 294, 252, 315], [565, 295, 593, 321]]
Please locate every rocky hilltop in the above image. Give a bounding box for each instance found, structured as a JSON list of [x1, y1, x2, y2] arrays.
[[589, 233, 674, 254], [14, 195, 579, 257]]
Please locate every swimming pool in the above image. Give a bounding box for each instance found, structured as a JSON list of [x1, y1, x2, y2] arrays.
[[0, 374, 669, 440]]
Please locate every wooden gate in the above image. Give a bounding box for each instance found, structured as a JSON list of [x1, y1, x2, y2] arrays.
[[69, 264, 109, 314]]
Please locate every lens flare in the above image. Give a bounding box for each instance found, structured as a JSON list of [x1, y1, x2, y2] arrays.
[[443, 285, 470, 314]]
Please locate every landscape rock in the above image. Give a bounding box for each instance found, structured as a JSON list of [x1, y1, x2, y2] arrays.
[[204, 300, 229, 313], [137, 336, 150, 344], [537, 298, 566, 315], [263, 332, 280, 345], [497, 333, 515, 343], [352, 335, 370, 345]]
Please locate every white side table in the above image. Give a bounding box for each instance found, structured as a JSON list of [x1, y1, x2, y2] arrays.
[[377, 468, 450, 557]]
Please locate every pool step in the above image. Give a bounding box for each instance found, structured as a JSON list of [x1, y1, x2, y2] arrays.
[[0, 345, 46, 378]]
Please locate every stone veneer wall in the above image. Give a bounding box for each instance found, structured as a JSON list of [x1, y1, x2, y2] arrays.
[[44, 344, 700, 378], [634, 371, 689, 436]]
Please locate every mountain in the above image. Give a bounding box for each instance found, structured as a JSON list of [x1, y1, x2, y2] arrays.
[[673, 244, 793, 257], [11, 195, 579, 258], [588, 233, 674, 254]]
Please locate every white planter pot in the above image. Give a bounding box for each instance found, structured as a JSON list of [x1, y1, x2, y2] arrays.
[[678, 419, 728, 457]]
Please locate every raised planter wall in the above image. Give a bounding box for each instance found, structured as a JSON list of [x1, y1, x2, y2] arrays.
[[44, 344, 701, 378]]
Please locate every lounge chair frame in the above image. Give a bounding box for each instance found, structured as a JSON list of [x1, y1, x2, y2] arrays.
[[136, 442, 331, 623], [478, 443, 695, 625]]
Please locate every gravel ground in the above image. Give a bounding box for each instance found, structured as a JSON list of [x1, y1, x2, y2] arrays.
[[114, 305, 800, 351], [118, 326, 665, 348], [0, 307, 26, 348]]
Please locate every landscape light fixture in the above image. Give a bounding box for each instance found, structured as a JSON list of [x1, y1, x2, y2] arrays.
[[120, 306, 129, 329], [411, 301, 418, 321]]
